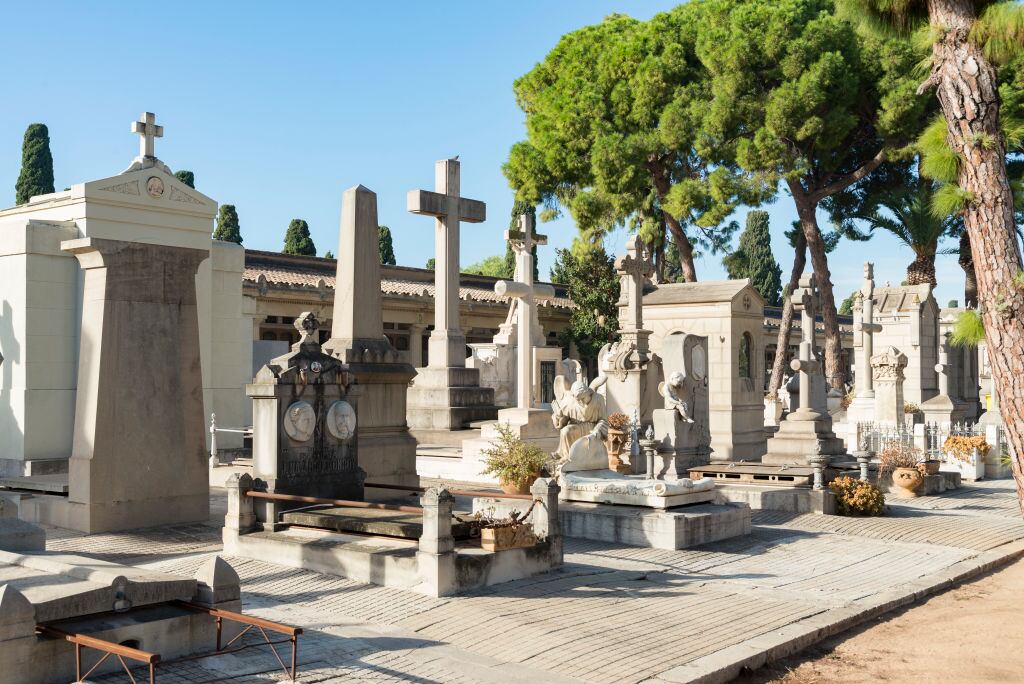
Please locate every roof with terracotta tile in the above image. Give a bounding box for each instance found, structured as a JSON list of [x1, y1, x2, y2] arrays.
[[243, 249, 573, 309]]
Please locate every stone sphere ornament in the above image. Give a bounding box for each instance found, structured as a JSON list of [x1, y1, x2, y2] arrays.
[[283, 401, 316, 442], [326, 401, 357, 441]]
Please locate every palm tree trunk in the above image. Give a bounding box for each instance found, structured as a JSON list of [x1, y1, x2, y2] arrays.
[[906, 252, 937, 286], [958, 230, 978, 307], [927, 0, 1024, 513], [788, 180, 846, 391], [768, 231, 808, 396]]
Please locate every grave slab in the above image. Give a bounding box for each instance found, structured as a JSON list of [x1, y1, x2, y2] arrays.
[[281, 506, 475, 540]]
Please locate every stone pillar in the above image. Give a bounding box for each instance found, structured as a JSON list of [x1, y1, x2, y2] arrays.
[[0, 586, 37, 683], [922, 333, 962, 424], [223, 472, 257, 535], [62, 237, 209, 533], [871, 346, 908, 425], [417, 487, 456, 597], [530, 477, 562, 565], [409, 324, 427, 368]]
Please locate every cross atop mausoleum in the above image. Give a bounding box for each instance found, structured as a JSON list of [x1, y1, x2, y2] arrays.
[[131, 112, 163, 160], [407, 157, 486, 368]]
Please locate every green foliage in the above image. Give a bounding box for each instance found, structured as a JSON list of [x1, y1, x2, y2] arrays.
[[212, 204, 242, 244], [283, 219, 316, 256], [851, 173, 958, 259], [174, 170, 195, 188], [722, 211, 783, 306], [839, 292, 857, 315], [324, 250, 334, 259], [918, 116, 961, 183], [549, 246, 619, 360], [463, 255, 509, 278], [480, 422, 550, 488], [970, 1, 1024, 65], [829, 476, 885, 516], [950, 309, 986, 347], [503, 200, 538, 281], [931, 184, 975, 217], [425, 257, 436, 270], [16, 123, 54, 205], [378, 225, 397, 265], [504, 6, 768, 277]]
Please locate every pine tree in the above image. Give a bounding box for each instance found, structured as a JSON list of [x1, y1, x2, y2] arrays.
[[425, 257, 436, 270], [212, 205, 242, 244], [722, 211, 782, 307], [15, 123, 55, 205], [283, 219, 316, 256], [502, 201, 538, 281], [378, 225, 397, 265], [174, 170, 195, 188], [324, 250, 334, 259]]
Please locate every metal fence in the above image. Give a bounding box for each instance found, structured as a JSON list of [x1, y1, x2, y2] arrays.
[[855, 421, 913, 454]]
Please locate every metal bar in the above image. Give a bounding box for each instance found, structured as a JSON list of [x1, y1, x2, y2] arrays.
[[172, 601, 303, 637], [364, 482, 535, 501], [39, 625, 160, 664], [160, 637, 294, 665], [291, 634, 298, 680], [246, 490, 423, 514], [215, 616, 222, 651]]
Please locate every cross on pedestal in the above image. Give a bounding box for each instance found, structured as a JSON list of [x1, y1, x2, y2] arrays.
[[408, 158, 486, 368], [789, 274, 823, 419], [131, 112, 163, 160], [614, 235, 655, 358], [854, 262, 881, 398], [934, 333, 952, 398], [495, 213, 555, 410]]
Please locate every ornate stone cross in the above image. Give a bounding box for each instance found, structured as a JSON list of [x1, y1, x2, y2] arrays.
[[789, 274, 823, 420], [407, 158, 486, 368], [615, 235, 655, 334], [495, 213, 554, 410], [131, 112, 163, 160], [853, 262, 881, 399]]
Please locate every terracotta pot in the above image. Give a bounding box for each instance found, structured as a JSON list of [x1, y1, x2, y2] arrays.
[[500, 474, 537, 496], [892, 467, 924, 498], [605, 428, 631, 473], [481, 525, 537, 552], [918, 460, 941, 476]]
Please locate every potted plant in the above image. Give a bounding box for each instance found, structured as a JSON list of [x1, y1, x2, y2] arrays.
[[878, 444, 924, 498], [476, 502, 539, 551], [480, 422, 549, 495], [942, 434, 990, 481], [605, 412, 631, 473], [828, 476, 885, 516]]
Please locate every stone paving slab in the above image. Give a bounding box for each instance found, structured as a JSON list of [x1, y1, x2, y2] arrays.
[[44, 480, 1024, 684]]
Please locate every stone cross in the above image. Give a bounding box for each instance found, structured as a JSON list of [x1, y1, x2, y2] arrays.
[[407, 158, 486, 368], [934, 333, 952, 398], [788, 274, 822, 419], [615, 235, 655, 334], [494, 213, 555, 410], [131, 112, 163, 160], [854, 262, 880, 399]]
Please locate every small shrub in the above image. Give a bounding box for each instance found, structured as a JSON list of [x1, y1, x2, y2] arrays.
[[943, 435, 991, 463], [878, 444, 922, 475], [480, 423, 549, 488], [903, 401, 919, 414], [829, 476, 885, 516], [607, 412, 630, 431]]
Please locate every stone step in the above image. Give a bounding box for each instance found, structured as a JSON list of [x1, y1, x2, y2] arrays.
[[282, 506, 475, 540], [0, 474, 69, 494]]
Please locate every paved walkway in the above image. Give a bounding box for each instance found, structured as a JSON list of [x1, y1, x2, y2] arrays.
[[41, 481, 1024, 684]]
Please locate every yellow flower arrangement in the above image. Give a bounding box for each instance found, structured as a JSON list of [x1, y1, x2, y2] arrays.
[[942, 435, 991, 463]]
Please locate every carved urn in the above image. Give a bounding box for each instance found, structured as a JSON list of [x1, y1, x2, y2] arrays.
[[891, 467, 924, 498]]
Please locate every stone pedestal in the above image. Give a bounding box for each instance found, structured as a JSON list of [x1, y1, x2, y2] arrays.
[[458, 407, 560, 482], [61, 237, 210, 533], [407, 367, 498, 430], [871, 346, 908, 425]]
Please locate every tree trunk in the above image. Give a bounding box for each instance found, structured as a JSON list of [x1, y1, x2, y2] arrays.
[[768, 231, 808, 396], [906, 252, 937, 286], [788, 181, 846, 391], [958, 230, 978, 307], [927, 0, 1024, 513], [648, 159, 698, 282]]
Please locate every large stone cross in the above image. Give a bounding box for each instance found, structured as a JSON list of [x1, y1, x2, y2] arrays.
[[789, 274, 823, 419], [131, 112, 163, 160], [408, 158, 486, 368], [853, 262, 881, 398], [615, 235, 655, 334], [495, 213, 554, 410]]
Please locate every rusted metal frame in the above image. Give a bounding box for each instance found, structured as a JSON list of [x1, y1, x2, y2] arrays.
[[246, 489, 424, 513], [38, 625, 159, 684], [364, 481, 536, 501]]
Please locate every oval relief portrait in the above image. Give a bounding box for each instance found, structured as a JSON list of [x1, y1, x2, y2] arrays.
[[326, 401, 357, 441], [146, 176, 165, 198], [283, 401, 316, 442]]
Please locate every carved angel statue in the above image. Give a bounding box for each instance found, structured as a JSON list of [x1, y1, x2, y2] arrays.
[[551, 372, 608, 460], [658, 371, 695, 423]]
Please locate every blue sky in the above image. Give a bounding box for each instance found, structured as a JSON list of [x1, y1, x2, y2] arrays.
[[0, 1, 964, 305]]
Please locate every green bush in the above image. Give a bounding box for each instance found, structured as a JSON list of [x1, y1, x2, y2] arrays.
[[829, 476, 885, 517], [480, 423, 549, 488]]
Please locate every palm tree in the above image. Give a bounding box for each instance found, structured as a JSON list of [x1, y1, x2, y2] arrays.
[[850, 178, 959, 286], [839, 0, 1024, 512]]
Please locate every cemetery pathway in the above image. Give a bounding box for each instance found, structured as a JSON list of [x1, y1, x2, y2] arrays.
[[43, 480, 1024, 684]]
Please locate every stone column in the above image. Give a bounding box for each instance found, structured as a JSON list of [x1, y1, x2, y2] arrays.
[[62, 237, 209, 533], [409, 323, 427, 368], [855, 263, 879, 398], [0, 586, 37, 680], [871, 346, 908, 425], [530, 478, 562, 565], [417, 487, 456, 597]]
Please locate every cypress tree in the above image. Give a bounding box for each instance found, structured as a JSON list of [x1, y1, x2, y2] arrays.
[[212, 205, 243, 244], [378, 225, 397, 265], [324, 250, 334, 259], [283, 219, 316, 256], [722, 211, 782, 307], [174, 170, 195, 188], [503, 200, 538, 280], [15, 123, 55, 205]]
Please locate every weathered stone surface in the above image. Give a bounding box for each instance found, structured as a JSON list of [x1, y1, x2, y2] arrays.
[[282, 506, 474, 540]]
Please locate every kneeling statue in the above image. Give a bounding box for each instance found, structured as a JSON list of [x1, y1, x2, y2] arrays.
[[551, 374, 608, 461]]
